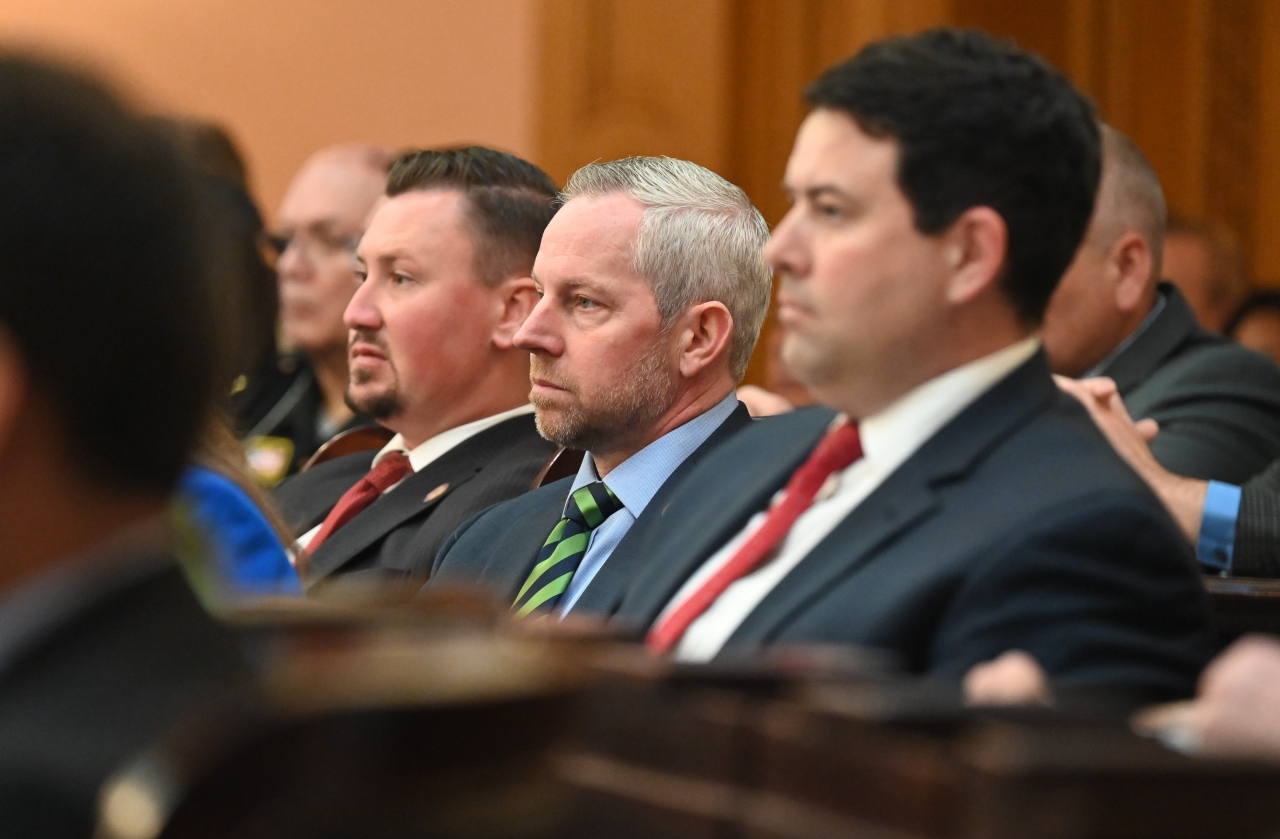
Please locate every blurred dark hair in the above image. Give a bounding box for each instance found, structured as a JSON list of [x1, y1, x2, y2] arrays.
[[0, 57, 215, 493], [1225, 291, 1280, 336], [386, 146, 558, 285], [805, 28, 1101, 324]]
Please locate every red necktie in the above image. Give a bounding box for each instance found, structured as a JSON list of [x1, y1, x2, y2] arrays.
[[646, 420, 862, 655], [305, 451, 413, 553]]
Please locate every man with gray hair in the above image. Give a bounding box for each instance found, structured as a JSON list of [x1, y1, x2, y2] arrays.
[[1041, 124, 1280, 486], [429, 156, 770, 618]]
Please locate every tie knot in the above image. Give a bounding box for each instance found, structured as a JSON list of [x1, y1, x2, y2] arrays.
[[564, 481, 624, 529], [366, 451, 413, 493]]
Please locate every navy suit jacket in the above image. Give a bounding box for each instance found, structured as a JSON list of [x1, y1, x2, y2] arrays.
[[429, 403, 754, 616], [612, 352, 1214, 702], [1106, 284, 1280, 484], [275, 414, 557, 591]]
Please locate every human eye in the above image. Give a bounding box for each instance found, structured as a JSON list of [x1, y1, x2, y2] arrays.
[[353, 268, 368, 284], [575, 295, 599, 310], [390, 273, 413, 286]]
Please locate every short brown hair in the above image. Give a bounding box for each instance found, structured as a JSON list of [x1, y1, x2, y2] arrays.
[[386, 146, 558, 285]]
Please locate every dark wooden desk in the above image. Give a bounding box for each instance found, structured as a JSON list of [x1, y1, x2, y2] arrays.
[[1206, 575, 1280, 639]]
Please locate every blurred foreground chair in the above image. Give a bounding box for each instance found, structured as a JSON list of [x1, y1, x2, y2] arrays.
[[97, 598, 587, 839]]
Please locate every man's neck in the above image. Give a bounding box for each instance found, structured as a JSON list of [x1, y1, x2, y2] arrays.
[[591, 375, 735, 476]]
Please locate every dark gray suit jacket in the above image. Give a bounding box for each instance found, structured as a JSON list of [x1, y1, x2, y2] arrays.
[[1236, 459, 1280, 577], [612, 352, 1214, 703], [429, 403, 753, 616], [275, 414, 557, 591], [1103, 284, 1280, 484], [0, 553, 257, 839]]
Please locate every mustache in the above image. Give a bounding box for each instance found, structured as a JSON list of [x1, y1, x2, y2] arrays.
[[348, 328, 389, 353], [529, 356, 574, 391]]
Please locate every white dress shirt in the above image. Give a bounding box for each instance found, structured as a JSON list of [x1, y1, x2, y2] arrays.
[[294, 403, 535, 553], [661, 337, 1041, 662]]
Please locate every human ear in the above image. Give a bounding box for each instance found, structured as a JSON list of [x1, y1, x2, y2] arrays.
[[676, 301, 734, 379], [942, 206, 1008, 306], [1110, 231, 1153, 312], [492, 276, 539, 350]]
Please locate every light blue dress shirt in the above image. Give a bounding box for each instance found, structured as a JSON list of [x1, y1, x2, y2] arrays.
[[558, 392, 740, 614], [1198, 480, 1243, 574]]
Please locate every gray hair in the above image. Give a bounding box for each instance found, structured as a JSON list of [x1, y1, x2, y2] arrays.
[[561, 156, 772, 381], [1092, 124, 1167, 277]]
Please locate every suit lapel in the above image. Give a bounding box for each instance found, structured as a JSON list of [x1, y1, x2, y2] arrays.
[[304, 417, 529, 583], [724, 352, 1061, 650], [615, 410, 835, 631], [572, 403, 755, 615], [1102, 284, 1198, 394]]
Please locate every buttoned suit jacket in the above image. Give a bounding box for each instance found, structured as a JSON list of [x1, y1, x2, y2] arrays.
[[275, 414, 557, 591], [1104, 284, 1280, 484], [612, 352, 1214, 703], [429, 403, 753, 616], [0, 556, 257, 839]]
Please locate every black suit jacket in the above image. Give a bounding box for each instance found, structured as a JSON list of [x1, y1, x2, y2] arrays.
[[613, 352, 1214, 702], [429, 403, 754, 616], [0, 552, 257, 839], [1236, 458, 1280, 577], [1103, 284, 1280, 484], [275, 413, 557, 591]]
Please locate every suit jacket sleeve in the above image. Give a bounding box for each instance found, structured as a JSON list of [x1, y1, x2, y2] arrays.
[[1234, 458, 1280, 577], [930, 491, 1213, 702]]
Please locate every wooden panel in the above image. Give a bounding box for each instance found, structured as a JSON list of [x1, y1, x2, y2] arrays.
[[536, 0, 733, 186], [1253, 0, 1280, 285]]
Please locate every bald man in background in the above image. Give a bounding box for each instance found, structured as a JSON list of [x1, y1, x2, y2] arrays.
[[1040, 125, 1280, 487], [235, 144, 390, 483]]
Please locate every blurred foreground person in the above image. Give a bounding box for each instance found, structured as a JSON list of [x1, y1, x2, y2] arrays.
[[236, 144, 389, 483], [276, 148, 559, 593], [1041, 125, 1280, 484], [1058, 375, 1280, 578], [613, 29, 1211, 702], [1163, 214, 1251, 333], [0, 59, 256, 836], [431, 157, 768, 617]]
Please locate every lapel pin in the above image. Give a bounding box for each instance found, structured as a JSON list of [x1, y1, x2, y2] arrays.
[[424, 483, 449, 503]]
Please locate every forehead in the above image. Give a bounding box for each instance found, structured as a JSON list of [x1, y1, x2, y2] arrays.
[[534, 192, 646, 281], [786, 108, 900, 194], [278, 156, 384, 228], [358, 189, 469, 256]]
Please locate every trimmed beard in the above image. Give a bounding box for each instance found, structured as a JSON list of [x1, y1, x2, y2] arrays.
[[346, 368, 404, 421], [531, 340, 681, 454]]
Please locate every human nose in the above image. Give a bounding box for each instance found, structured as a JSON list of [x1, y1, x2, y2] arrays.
[[343, 275, 381, 331], [513, 295, 563, 356], [763, 207, 807, 278]]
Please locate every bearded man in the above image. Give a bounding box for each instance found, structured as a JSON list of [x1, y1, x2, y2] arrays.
[[429, 156, 769, 618]]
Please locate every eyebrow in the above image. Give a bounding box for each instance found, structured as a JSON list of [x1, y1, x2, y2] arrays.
[[788, 184, 854, 203]]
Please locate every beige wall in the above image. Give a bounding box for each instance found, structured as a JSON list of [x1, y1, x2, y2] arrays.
[[0, 0, 541, 221]]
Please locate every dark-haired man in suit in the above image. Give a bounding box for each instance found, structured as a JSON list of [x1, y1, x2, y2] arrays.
[[429, 157, 768, 617], [275, 147, 560, 592], [615, 29, 1212, 703]]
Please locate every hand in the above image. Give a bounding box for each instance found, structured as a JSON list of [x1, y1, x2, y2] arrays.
[[1135, 635, 1280, 762], [963, 649, 1053, 706], [1054, 376, 1208, 542], [737, 385, 795, 417]]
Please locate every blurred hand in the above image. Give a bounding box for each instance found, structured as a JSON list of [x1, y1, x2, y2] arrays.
[[737, 385, 795, 418], [1135, 635, 1280, 762], [1055, 375, 1207, 542], [963, 649, 1053, 706]]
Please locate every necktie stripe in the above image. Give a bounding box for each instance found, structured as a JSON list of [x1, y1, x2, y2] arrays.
[[513, 532, 591, 603], [512, 479, 625, 616], [513, 572, 575, 618]]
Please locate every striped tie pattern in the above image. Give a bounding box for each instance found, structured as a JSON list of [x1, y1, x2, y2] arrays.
[[512, 481, 625, 617]]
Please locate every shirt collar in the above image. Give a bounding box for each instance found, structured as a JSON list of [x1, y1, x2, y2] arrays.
[[1087, 291, 1168, 379], [568, 391, 740, 517], [372, 403, 536, 473], [856, 336, 1040, 475]]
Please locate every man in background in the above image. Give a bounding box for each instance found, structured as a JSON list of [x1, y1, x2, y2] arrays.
[[0, 58, 256, 835], [1041, 125, 1280, 485], [276, 147, 559, 592], [235, 144, 390, 482], [431, 157, 767, 617], [1164, 214, 1251, 333]]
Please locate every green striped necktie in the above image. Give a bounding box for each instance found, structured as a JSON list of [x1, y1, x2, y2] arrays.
[[512, 481, 625, 617]]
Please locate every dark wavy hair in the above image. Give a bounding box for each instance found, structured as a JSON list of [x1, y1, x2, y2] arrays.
[[806, 28, 1101, 324]]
